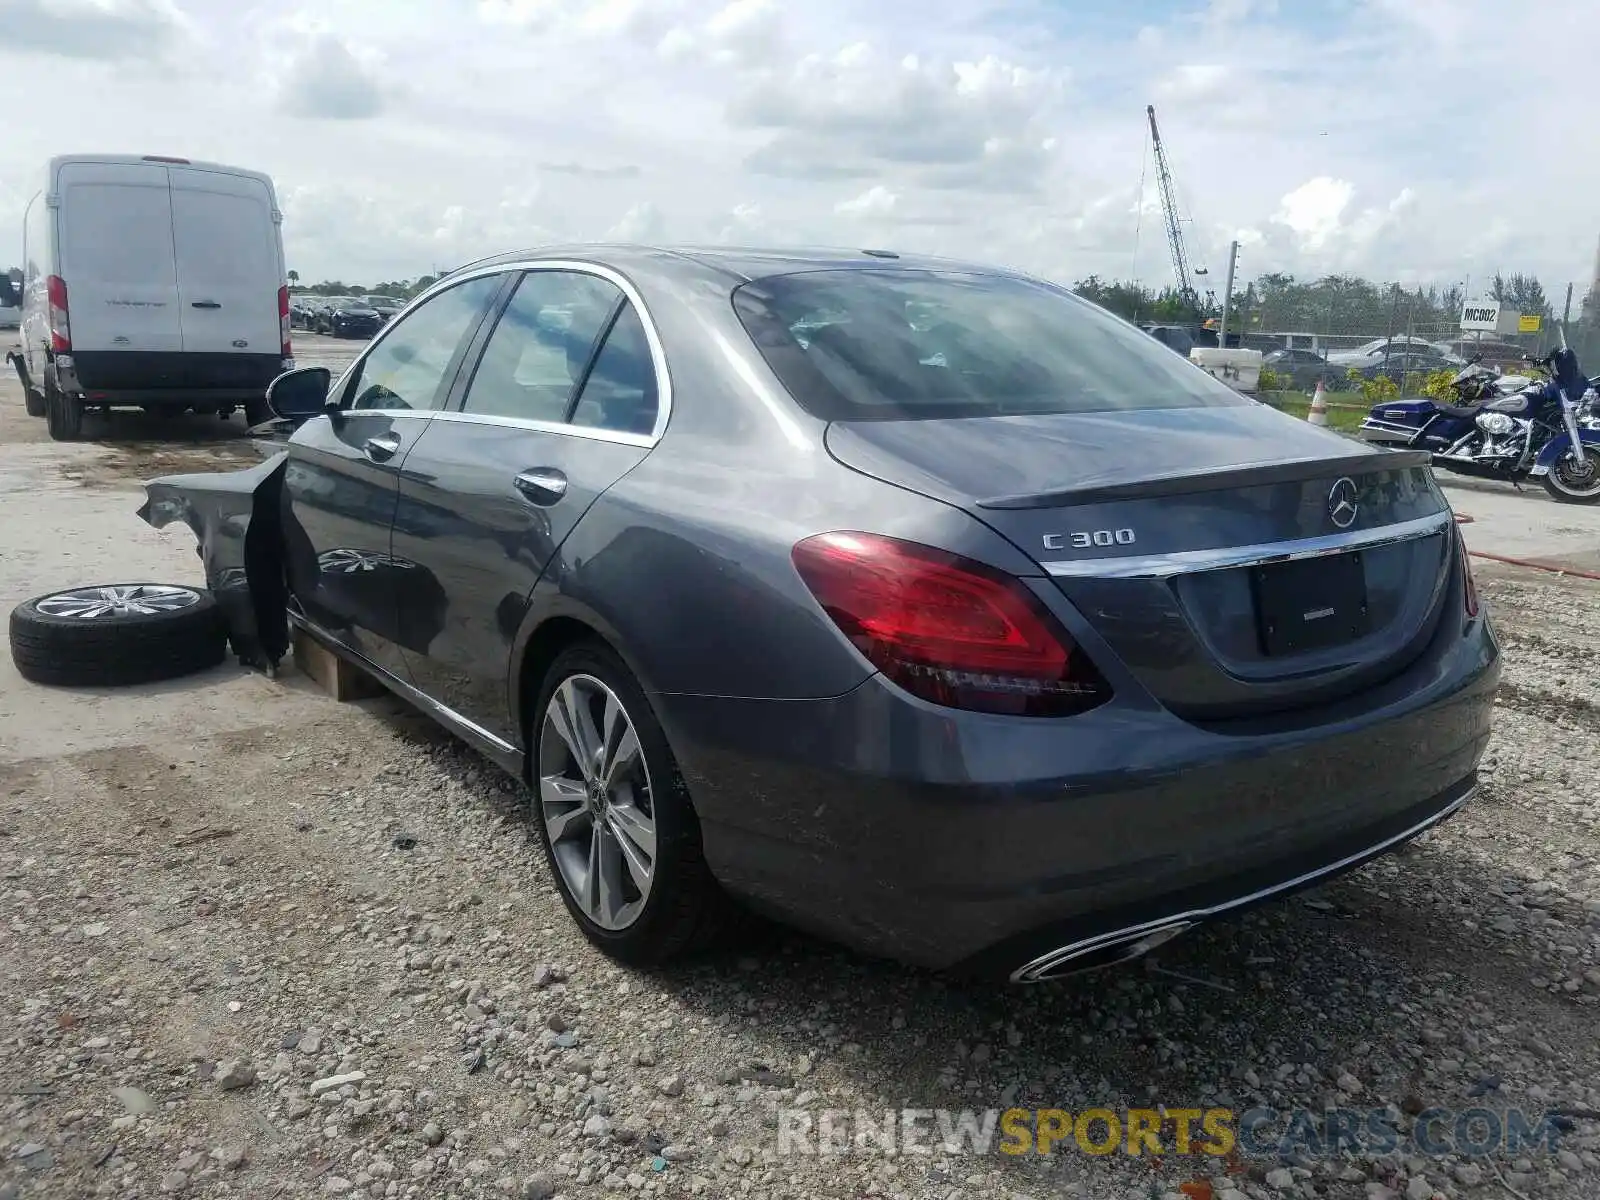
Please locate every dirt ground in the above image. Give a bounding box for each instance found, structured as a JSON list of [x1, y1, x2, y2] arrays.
[[1, 346, 1598, 1200]]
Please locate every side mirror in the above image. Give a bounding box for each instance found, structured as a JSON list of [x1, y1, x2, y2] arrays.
[[266, 366, 333, 421]]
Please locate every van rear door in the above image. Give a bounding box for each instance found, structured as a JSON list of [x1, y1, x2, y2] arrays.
[[168, 167, 282, 356], [55, 160, 183, 354]]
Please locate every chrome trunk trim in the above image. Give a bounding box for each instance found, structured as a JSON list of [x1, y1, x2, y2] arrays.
[[1041, 509, 1453, 580]]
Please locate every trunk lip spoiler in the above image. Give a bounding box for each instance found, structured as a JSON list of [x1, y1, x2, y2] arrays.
[[977, 449, 1434, 510], [1042, 508, 1453, 580]]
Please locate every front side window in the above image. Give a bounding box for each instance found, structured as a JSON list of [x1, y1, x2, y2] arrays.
[[460, 271, 622, 423], [732, 269, 1250, 422], [348, 275, 502, 412]]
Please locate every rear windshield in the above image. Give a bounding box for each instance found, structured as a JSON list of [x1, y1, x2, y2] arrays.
[[731, 268, 1250, 421]]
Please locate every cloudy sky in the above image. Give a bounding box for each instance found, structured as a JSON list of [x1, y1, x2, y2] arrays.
[[2, 0, 1596, 297]]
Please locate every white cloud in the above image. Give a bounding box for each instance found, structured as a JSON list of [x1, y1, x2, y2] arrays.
[[0, 0, 190, 60], [836, 185, 896, 218], [606, 201, 665, 242], [1274, 177, 1355, 251], [0, 0, 1596, 296], [275, 32, 388, 120]]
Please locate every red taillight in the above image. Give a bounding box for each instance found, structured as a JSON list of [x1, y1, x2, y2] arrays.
[[278, 286, 292, 357], [46, 275, 70, 352], [1457, 527, 1479, 619], [791, 532, 1111, 717]]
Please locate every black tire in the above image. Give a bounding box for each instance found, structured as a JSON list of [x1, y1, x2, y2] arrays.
[[44, 386, 83, 441], [9, 584, 227, 687], [529, 642, 740, 965], [24, 386, 46, 418], [1541, 445, 1600, 505]]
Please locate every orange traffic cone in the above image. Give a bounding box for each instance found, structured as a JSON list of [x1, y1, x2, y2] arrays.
[[1307, 379, 1329, 426]]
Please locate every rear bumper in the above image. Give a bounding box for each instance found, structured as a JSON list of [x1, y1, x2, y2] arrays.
[[658, 606, 1500, 976], [64, 350, 281, 402], [76, 388, 265, 407]]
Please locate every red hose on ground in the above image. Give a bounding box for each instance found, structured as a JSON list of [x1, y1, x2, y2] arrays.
[[1452, 510, 1600, 580], [1465, 549, 1600, 581]]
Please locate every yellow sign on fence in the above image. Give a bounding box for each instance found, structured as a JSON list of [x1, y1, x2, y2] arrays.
[[1518, 314, 1542, 333]]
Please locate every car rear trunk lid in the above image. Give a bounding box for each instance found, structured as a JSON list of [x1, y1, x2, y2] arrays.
[[823, 405, 1456, 720]]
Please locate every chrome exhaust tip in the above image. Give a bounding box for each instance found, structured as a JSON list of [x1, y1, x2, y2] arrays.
[[1011, 919, 1195, 983]]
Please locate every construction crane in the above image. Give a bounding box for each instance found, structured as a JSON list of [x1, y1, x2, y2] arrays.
[[1145, 104, 1200, 308]]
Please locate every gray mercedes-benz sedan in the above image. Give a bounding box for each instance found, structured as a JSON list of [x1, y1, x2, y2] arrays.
[[140, 245, 1500, 981]]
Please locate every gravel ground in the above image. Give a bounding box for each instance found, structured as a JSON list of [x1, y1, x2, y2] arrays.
[[2, 359, 1598, 1200]]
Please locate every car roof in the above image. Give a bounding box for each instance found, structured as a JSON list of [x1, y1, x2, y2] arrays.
[[444, 243, 1038, 286]]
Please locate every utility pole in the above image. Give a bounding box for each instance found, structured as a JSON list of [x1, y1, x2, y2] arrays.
[[1563, 282, 1574, 326], [1216, 240, 1239, 346]]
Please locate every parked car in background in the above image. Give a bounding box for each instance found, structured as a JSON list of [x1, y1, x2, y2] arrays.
[[1328, 337, 1464, 371], [0, 273, 19, 330], [1141, 324, 1195, 356], [1353, 348, 1458, 385], [326, 297, 385, 339], [363, 295, 403, 324], [9, 153, 292, 440], [139, 245, 1497, 981], [310, 296, 375, 338], [1445, 338, 1527, 371], [290, 294, 322, 330], [1263, 346, 1334, 390]]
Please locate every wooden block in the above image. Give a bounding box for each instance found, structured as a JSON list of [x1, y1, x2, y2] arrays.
[[292, 626, 383, 702]]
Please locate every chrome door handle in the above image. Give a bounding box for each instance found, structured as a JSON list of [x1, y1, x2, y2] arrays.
[[363, 432, 402, 461], [514, 468, 567, 505]]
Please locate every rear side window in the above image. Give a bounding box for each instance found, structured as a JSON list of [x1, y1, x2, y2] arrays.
[[569, 303, 659, 436], [460, 270, 622, 423], [732, 269, 1249, 421]]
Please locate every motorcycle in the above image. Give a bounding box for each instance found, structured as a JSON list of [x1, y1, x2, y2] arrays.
[[1357, 327, 1600, 504]]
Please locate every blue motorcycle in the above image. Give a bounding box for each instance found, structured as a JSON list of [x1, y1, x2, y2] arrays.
[[1358, 332, 1600, 504]]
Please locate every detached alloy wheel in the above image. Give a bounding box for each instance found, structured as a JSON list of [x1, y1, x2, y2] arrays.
[[530, 643, 737, 964], [9, 584, 227, 686]]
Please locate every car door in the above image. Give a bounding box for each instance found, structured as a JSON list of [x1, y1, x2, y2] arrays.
[[283, 272, 508, 678], [55, 160, 184, 356], [167, 167, 281, 358], [390, 267, 664, 745]]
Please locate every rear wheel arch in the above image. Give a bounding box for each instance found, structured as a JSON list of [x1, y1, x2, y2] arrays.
[[512, 607, 663, 774]]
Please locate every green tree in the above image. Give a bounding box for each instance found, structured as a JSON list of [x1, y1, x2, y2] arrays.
[[1491, 272, 1551, 319]]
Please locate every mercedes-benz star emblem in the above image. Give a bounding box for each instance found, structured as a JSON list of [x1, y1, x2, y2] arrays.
[[1327, 477, 1359, 529]]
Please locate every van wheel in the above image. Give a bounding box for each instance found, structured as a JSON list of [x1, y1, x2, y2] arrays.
[[244, 396, 271, 428], [45, 387, 83, 441], [9, 584, 227, 687], [24, 387, 46, 418]]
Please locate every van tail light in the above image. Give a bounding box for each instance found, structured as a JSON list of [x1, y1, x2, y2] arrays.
[[1457, 526, 1479, 619], [278, 286, 292, 358], [791, 532, 1112, 717], [47, 275, 70, 353]]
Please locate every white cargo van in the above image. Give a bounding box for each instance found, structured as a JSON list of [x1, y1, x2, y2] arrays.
[[8, 155, 293, 440]]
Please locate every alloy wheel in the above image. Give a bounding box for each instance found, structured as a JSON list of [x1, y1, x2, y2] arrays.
[[538, 673, 657, 930], [35, 584, 201, 620]]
